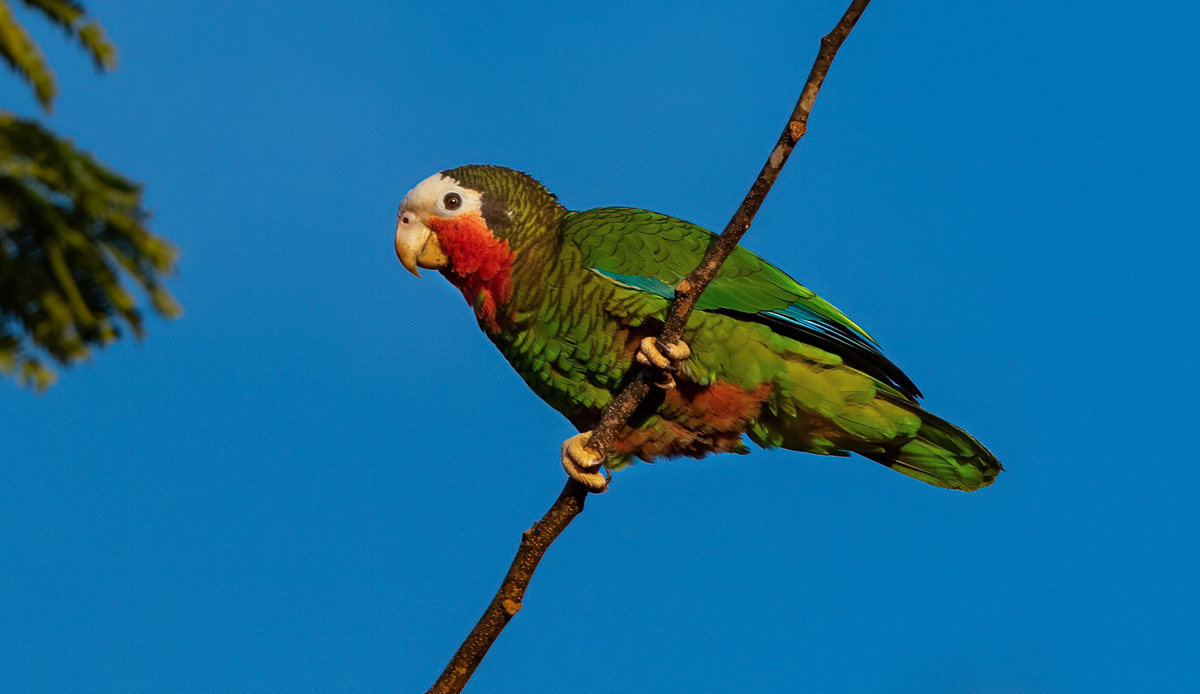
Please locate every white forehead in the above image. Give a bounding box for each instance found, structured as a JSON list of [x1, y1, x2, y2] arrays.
[[399, 172, 483, 216]]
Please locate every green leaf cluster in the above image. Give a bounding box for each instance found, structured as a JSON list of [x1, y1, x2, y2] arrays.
[[0, 0, 115, 111], [1, 2, 178, 390]]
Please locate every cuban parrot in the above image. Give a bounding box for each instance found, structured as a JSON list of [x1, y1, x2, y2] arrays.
[[395, 165, 1000, 492]]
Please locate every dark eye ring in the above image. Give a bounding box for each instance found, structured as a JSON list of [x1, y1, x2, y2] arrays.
[[443, 192, 462, 210]]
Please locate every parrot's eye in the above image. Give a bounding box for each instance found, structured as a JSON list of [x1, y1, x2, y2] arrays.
[[443, 192, 462, 210]]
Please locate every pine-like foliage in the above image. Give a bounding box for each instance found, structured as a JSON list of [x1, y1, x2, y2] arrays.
[[0, 1, 177, 390]]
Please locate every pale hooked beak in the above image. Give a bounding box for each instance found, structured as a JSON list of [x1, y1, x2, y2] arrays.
[[394, 211, 449, 277]]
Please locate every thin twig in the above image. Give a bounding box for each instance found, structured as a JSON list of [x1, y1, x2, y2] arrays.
[[426, 2, 872, 691], [426, 481, 589, 694]]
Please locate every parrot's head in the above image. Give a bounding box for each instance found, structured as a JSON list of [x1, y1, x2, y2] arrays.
[[394, 165, 563, 278], [395, 165, 565, 330]]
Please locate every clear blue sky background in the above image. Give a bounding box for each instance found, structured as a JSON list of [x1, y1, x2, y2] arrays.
[[2, 1, 1196, 692]]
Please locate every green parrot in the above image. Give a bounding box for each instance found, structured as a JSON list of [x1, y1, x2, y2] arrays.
[[395, 165, 1000, 492]]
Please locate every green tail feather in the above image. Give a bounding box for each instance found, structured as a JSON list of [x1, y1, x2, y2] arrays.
[[861, 403, 1001, 491]]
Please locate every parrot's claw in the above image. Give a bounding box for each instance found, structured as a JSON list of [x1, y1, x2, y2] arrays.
[[636, 337, 691, 369], [561, 431, 609, 492], [636, 337, 691, 389]]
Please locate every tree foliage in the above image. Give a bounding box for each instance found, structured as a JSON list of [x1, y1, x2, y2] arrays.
[[1, 1, 178, 390]]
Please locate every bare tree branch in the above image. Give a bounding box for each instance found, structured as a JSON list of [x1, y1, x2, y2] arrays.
[[587, 0, 873, 460], [426, 481, 589, 694], [426, 1, 872, 691]]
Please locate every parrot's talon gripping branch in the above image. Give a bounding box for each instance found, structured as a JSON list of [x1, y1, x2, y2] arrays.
[[635, 336, 692, 371], [560, 431, 609, 492], [636, 337, 690, 389]]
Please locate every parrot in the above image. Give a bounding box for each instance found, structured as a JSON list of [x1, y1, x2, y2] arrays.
[[394, 165, 1000, 492]]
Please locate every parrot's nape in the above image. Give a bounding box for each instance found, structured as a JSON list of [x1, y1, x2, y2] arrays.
[[395, 165, 1000, 492]]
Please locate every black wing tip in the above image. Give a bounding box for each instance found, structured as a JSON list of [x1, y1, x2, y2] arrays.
[[886, 360, 923, 401]]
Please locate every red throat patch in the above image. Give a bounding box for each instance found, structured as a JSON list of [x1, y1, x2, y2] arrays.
[[427, 213, 516, 332]]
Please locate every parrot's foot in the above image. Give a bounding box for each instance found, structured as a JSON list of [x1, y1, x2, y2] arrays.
[[636, 337, 691, 389], [636, 337, 691, 369], [561, 431, 609, 492]]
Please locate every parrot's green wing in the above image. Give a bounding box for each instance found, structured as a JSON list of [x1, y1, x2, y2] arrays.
[[560, 207, 1000, 491], [562, 207, 923, 400]]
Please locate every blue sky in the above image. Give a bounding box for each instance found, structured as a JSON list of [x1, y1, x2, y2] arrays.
[[2, 1, 1197, 692]]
